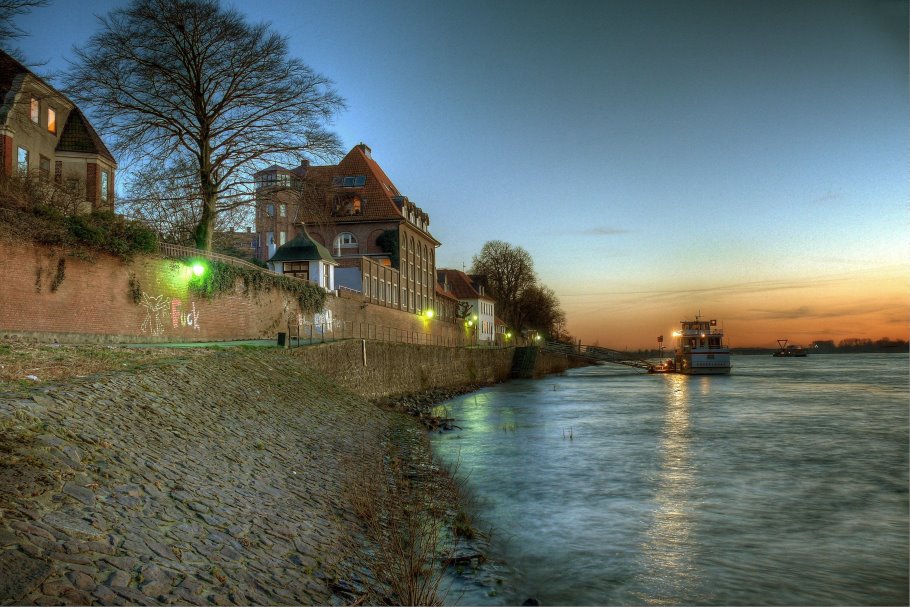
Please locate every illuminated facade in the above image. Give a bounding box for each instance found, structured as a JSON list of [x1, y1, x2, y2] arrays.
[[0, 50, 116, 212]]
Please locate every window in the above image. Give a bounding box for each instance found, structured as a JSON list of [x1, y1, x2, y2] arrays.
[[323, 264, 329, 288], [265, 203, 275, 217], [17, 147, 28, 173], [39, 155, 50, 177], [100, 170, 109, 204], [279, 204, 286, 217], [283, 262, 309, 281], [30, 98, 38, 123], [340, 175, 366, 187], [333, 232, 357, 255], [47, 108, 56, 134], [266, 231, 274, 246], [279, 231, 286, 245]]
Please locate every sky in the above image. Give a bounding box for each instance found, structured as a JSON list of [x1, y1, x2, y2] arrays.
[[13, 0, 909, 348]]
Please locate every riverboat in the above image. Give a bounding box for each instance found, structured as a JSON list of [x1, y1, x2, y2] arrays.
[[773, 339, 808, 357], [669, 315, 731, 375]]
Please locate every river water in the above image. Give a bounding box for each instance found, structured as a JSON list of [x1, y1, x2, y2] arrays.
[[429, 354, 909, 606]]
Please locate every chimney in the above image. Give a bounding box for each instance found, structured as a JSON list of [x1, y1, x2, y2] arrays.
[[357, 142, 372, 158]]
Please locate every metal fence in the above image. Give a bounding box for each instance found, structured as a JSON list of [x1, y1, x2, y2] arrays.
[[285, 320, 515, 349], [158, 242, 319, 287]]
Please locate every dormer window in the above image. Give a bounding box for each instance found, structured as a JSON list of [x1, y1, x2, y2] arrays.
[[338, 175, 366, 187]]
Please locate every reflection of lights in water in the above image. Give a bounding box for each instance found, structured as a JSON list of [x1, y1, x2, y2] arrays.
[[636, 374, 701, 603]]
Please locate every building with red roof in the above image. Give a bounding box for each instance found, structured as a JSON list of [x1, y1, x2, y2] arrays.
[[255, 144, 440, 316]]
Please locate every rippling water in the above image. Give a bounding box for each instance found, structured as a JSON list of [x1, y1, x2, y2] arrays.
[[430, 354, 909, 605]]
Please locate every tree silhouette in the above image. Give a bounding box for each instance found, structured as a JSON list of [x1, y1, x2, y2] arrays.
[[65, 0, 344, 250]]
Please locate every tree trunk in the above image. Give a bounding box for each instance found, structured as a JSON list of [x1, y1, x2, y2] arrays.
[[194, 148, 217, 251]]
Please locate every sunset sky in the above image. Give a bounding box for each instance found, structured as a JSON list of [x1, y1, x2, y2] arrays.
[[16, 0, 908, 348]]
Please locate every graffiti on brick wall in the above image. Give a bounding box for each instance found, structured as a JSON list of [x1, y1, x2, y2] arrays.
[[139, 292, 201, 336], [313, 309, 333, 334], [139, 293, 169, 336], [171, 298, 201, 331]]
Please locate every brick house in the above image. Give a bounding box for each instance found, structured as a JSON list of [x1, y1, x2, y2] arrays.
[[0, 50, 116, 212], [255, 144, 440, 316]]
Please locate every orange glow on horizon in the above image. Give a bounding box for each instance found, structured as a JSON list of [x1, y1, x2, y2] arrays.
[[563, 266, 908, 350]]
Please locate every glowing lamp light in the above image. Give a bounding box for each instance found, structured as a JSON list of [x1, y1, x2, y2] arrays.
[[472, 314, 478, 321], [425, 309, 434, 319], [535, 335, 541, 341], [192, 263, 206, 277], [466, 320, 473, 327], [672, 331, 681, 337], [506, 332, 512, 339]]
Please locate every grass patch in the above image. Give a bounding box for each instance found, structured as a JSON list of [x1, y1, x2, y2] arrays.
[[0, 339, 211, 393]]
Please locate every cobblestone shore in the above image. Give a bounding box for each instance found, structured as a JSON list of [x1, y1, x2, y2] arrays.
[[0, 350, 404, 605]]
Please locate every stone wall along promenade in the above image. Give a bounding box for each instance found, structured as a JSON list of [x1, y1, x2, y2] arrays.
[[0, 350, 407, 605]]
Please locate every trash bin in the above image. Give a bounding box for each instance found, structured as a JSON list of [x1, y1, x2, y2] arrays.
[[277, 332, 286, 347]]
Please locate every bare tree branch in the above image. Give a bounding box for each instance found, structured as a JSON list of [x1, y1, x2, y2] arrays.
[[65, 0, 345, 250]]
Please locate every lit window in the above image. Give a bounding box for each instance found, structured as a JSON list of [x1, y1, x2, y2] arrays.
[[47, 108, 56, 134], [17, 147, 28, 173], [30, 98, 38, 123]]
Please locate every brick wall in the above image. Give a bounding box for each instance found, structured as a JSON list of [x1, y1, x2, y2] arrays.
[[0, 134, 12, 176], [85, 162, 97, 209], [0, 239, 473, 345]]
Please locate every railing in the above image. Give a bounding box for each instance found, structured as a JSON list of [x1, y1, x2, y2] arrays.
[[542, 341, 653, 370], [283, 320, 516, 348]]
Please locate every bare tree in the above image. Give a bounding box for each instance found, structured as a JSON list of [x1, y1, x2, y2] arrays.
[[470, 240, 537, 330], [65, 0, 345, 250], [519, 284, 569, 342], [0, 0, 47, 53]]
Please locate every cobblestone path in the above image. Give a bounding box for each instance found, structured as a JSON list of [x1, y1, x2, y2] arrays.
[[0, 350, 394, 605]]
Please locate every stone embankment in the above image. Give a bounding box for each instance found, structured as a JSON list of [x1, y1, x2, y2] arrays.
[[0, 350, 395, 605], [0, 342, 573, 605]]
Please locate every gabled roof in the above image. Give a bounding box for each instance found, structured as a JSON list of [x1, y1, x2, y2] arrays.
[[437, 269, 495, 302], [268, 226, 336, 264], [435, 281, 458, 302], [56, 107, 117, 164], [0, 50, 116, 165]]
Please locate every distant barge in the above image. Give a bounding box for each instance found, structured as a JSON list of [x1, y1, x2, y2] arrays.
[[773, 339, 808, 357]]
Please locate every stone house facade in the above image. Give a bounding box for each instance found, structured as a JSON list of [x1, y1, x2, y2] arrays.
[[0, 50, 116, 212]]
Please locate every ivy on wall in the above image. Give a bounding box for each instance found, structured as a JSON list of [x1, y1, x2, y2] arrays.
[[376, 229, 400, 269], [185, 259, 326, 313]]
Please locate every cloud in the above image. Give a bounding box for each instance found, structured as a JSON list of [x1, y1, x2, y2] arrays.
[[581, 226, 630, 236], [809, 191, 842, 205]]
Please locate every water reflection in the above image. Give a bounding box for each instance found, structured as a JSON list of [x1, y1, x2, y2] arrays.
[[636, 374, 701, 604]]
